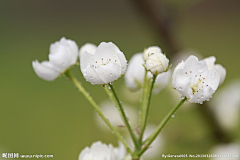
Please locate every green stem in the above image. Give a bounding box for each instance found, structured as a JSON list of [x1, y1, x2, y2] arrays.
[[108, 83, 139, 148], [64, 70, 133, 155], [138, 97, 186, 156], [139, 74, 156, 142], [139, 70, 148, 143], [103, 85, 122, 115]]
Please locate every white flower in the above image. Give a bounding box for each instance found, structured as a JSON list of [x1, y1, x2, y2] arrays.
[[210, 80, 240, 131], [79, 43, 97, 57], [143, 46, 169, 75], [125, 53, 171, 93], [210, 143, 240, 160], [204, 56, 226, 85], [80, 42, 127, 85], [94, 100, 138, 131], [172, 55, 221, 104], [78, 141, 126, 160], [32, 37, 78, 81]]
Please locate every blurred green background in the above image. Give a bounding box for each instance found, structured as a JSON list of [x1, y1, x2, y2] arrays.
[[1, 0, 240, 159]]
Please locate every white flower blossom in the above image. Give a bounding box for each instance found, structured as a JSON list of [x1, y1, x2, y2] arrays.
[[172, 55, 221, 104], [78, 141, 126, 160], [32, 37, 78, 81], [204, 56, 226, 85], [144, 47, 169, 75], [125, 53, 171, 93], [80, 42, 127, 85]]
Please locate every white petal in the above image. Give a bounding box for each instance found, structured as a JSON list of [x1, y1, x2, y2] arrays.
[[183, 55, 208, 76], [32, 60, 60, 81], [80, 51, 95, 76], [84, 66, 105, 85], [204, 56, 216, 70], [143, 46, 162, 61], [97, 62, 121, 84], [172, 70, 192, 97], [215, 64, 226, 85], [155, 53, 169, 70], [60, 37, 79, 64], [79, 43, 97, 57], [124, 53, 146, 90]]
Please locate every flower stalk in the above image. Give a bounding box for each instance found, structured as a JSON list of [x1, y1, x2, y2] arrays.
[[139, 72, 156, 142], [64, 70, 133, 155], [108, 83, 139, 149]]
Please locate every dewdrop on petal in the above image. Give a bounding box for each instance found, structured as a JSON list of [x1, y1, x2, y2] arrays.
[[80, 42, 127, 85], [32, 37, 79, 81]]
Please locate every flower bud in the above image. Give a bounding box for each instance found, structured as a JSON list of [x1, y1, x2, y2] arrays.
[[145, 51, 169, 75]]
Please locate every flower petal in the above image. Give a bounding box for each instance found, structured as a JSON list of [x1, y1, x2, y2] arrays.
[[215, 64, 226, 85], [153, 69, 171, 94], [84, 66, 105, 85], [32, 60, 60, 81], [203, 56, 216, 70], [172, 69, 192, 97], [143, 46, 162, 61], [125, 53, 146, 90], [60, 37, 79, 64], [80, 51, 95, 76], [204, 67, 220, 91], [97, 62, 121, 84]]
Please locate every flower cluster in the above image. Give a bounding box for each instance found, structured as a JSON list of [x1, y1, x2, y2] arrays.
[[32, 37, 226, 160]]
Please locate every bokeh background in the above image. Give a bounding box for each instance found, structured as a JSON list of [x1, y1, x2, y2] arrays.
[[0, 0, 239, 159]]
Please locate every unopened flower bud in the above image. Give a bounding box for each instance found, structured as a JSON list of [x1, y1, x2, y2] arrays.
[[145, 51, 169, 75]]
